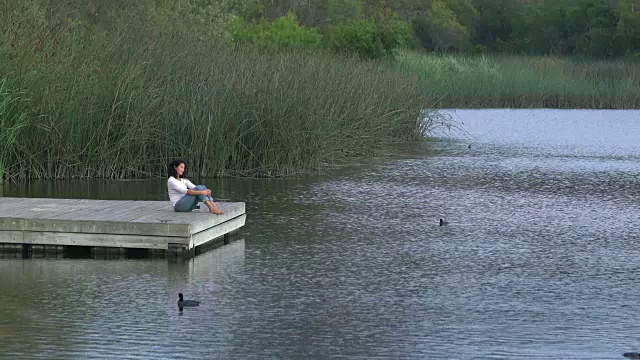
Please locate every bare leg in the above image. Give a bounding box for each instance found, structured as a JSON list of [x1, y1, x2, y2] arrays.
[[204, 200, 224, 215]]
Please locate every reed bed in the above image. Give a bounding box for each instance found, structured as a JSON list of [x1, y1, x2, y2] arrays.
[[397, 51, 640, 109], [0, 2, 433, 181]]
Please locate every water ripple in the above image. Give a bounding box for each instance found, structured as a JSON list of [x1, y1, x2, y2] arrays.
[[2, 109, 640, 359]]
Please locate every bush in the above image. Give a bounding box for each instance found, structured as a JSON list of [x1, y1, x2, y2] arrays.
[[227, 13, 322, 50], [327, 17, 413, 59], [379, 17, 415, 54]]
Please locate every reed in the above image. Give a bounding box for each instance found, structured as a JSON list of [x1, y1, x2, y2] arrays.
[[0, 78, 28, 182], [0, 2, 434, 181], [397, 51, 640, 109]]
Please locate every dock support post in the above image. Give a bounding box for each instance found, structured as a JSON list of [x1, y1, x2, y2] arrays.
[[22, 244, 33, 258]]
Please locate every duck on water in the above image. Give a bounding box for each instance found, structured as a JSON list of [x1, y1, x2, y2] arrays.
[[178, 293, 200, 308]]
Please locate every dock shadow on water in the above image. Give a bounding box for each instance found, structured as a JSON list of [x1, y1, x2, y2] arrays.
[[1, 109, 640, 359]]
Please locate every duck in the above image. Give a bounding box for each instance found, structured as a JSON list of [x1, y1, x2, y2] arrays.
[[178, 293, 200, 307], [439, 218, 448, 226]]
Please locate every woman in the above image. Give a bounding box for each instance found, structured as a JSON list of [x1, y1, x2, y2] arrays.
[[167, 159, 224, 214]]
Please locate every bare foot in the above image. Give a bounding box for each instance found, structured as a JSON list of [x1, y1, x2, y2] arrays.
[[210, 208, 224, 215]]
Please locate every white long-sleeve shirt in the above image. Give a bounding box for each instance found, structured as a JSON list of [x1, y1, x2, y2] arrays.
[[167, 176, 196, 207]]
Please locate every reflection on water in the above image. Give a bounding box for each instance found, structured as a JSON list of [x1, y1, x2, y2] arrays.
[[0, 240, 245, 358], [1, 109, 640, 359]]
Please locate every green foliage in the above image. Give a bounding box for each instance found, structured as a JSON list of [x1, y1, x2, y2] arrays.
[[425, 0, 470, 51], [327, 16, 413, 59], [402, 0, 474, 52], [328, 18, 383, 59], [397, 51, 640, 109], [617, 0, 640, 56], [471, 0, 515, 51], [0, 1, 431, 180], [228, 12, 322, 50], [240, 0, 362, 28], [180, 0, 238, 39], [445, 0, 477, 39], [379, 16, 415, 52], [510, 0, 624, 57], [230, 0, 413, 58], [215, 0, 640, 58], [325, 0, 363, 25]]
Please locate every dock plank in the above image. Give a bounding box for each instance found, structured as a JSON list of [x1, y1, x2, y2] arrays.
[[48, 200, 114, 219], [191, 214, 246, 248], [21, 216, 192, 237], [91, 201, 163, 222], [0, 197, 246, 256], [0, 230, 179, 249], [51, 201, 133, 220], [0, 230, 24, 243], [20, 201, 115, 220], [0, 199, 110, 218]]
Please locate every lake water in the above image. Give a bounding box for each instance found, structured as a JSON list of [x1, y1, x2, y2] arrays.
[[1, 109, 639, 359]]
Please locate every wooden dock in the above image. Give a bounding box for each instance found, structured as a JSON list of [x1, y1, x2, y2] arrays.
[[0, 197, 245, 258]]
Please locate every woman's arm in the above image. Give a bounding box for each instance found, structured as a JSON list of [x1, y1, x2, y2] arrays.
[[186, 189, 209, 196], [183, 178, 210, 196]]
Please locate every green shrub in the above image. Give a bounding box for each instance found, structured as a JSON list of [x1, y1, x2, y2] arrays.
[[379, 17, 415, 54], [328, 18, 383, 59], [327, 17, 413, 59], [227, 13, 322, 50]]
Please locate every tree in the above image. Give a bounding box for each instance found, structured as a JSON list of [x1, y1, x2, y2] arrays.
[[471, 0, 516, 51], [422, 0, 470, 51], [617, 0, 640, 55]]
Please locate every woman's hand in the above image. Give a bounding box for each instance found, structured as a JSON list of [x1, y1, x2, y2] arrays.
[[203, 189, 212, 196]]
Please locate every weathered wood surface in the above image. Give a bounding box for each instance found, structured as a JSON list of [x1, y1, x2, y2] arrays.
[[0, 197, 245, 250]]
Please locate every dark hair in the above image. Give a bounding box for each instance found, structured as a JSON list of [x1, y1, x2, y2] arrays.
[[168, 159, 186, 178]]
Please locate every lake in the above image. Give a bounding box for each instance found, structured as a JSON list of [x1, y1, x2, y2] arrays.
[[1, 109, 639, 359]]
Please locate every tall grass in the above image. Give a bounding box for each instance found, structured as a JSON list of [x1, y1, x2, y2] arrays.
[[397, 51, 640, 109], [0, 1, 434, 181], [0, 79, 28, 182]]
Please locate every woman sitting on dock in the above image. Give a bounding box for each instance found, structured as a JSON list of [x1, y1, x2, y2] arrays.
[[167, 159, 224, 215]]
